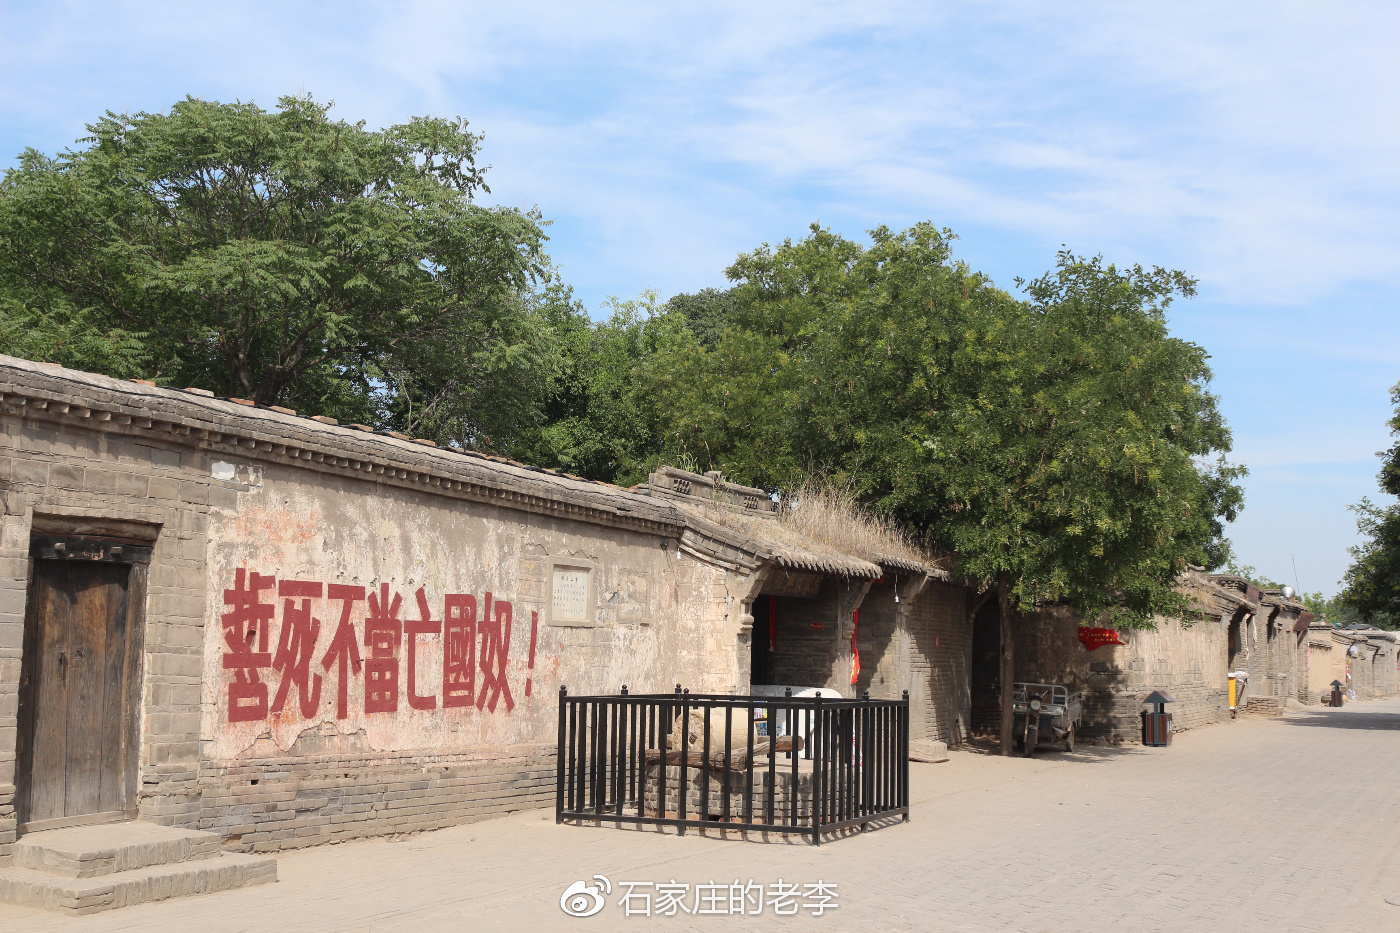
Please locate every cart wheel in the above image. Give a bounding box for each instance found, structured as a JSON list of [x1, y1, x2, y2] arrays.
[[1022, 724, 1038, 757], [1063, 727, 1074, 753]]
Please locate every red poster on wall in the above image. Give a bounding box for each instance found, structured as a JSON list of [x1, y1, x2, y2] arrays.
[[1078, 626, 1126, 650]]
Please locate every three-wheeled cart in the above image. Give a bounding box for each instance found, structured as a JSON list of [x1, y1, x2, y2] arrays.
[[1012, 682, 1083, 756]]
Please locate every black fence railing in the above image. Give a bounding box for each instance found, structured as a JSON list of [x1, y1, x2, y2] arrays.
[[555, 686, 910, 844]]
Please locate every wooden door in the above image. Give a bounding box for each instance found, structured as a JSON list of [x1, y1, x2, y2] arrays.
[[16, 552, 142, 831]]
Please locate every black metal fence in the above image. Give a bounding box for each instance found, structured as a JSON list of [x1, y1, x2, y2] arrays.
[[555, 686, 910, 844]]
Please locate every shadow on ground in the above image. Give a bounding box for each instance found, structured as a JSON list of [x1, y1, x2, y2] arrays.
[[1283, 709, 1400, 731], [557, 813, 908, 846], [959, 736, 1149, 762]]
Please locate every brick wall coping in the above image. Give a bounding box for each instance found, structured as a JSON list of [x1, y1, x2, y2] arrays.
[[1204, 574, 1262, 612], [0, 353, 686, 536], [0, 354, 898, 578]]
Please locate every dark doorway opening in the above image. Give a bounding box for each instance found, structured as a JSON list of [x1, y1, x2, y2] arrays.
[[750, 595, 775, 686], [1227, 612, 1242, 670], [16, 534, 149, 832], [969, 598, 1002, 736]]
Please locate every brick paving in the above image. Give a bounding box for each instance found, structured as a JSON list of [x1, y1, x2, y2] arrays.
[[5, 698, 1400, 932]]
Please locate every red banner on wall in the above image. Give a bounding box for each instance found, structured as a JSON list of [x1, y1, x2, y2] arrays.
[[1078, 626, 1126, 650], [850, 608, 860, 685]]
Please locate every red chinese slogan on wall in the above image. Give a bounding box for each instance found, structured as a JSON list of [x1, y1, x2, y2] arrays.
[[1077, 626, 1126, 650], [222, 568, 540, 724]]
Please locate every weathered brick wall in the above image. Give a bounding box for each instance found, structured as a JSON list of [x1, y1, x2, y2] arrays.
[[853, 580, 898, 699], [1348, 643, 1372, 698], [0, 413, 224, 862], [0, 508, 18, 861], [903, 581, 973, 745], [196, 744, 555, 853], [0, 360, 765, 861], [673, 556, 744, 695], [1349, 638, 1399, 699], [1016, 606, 1229, 744], [768, 577, 866, 694], [188, 464, 754, 848], [761, 577, 973, 746], [1351, 639, 1398, 699], [1376, 641, 1399, 697], [1233, 604, 1306, 707], [1305, 638, 1337, 704]]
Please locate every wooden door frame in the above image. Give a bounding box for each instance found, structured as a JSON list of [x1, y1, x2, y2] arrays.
[[15, 534, 150, 834]]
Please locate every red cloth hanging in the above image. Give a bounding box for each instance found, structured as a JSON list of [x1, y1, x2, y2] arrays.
[[850, 608, 860, 685]]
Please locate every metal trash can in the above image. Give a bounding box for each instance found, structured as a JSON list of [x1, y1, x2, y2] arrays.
[[1329, 680, 1345, 707], [1141, 690, 1174, 747]]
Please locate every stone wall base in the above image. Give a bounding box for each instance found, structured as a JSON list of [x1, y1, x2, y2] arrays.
[[182, 743, 555, 853]]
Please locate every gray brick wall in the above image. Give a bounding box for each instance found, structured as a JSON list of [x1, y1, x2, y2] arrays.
[[1016, 605, 1230, 744], [0, 367, 738, 859], [195, 744, 556, 852], [0, 417, 219, 864], [904, 582, 973, 745], [768, 578, 858, 693]]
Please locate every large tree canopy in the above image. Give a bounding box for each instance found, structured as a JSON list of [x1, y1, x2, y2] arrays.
[[644, 223, 1244, 752], [0, 94, 555, 450], [647, 223, 1243, 626], [1339, 383, 1400, 629]]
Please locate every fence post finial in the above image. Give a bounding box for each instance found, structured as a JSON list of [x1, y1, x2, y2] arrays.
[[621, 685, 628, 696]]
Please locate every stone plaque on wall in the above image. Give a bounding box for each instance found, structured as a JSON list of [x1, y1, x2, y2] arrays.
[[551, 566, 591, 626]]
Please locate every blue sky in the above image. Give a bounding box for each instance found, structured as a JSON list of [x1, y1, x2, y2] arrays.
[[2, 1, 1396, 595]]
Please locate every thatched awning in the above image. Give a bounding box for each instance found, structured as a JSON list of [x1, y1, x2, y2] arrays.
[[673, 502, 944, 581]]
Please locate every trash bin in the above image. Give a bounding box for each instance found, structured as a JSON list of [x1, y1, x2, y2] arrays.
[[1329, 680, 1344, 707], [1141, 690, 1174, 747]]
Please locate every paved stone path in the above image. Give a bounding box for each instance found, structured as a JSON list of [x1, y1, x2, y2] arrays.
[[5, 698, 1400, 932]]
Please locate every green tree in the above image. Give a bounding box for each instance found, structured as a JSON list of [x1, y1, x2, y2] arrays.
[[1298, 592, 1361, 626], [1219, 560, 1359, 625], [647, 223, 1244, 751], [508, 290, 689, 485], [661, 287, 743, 349], [1339, 383, 1400, 629], [0, 94, 556, 449]]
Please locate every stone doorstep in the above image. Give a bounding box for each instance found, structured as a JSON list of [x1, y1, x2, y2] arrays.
[[15, 822, 223, 877], [0, 852, 276, 916], [0, 822, 277, 915]]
